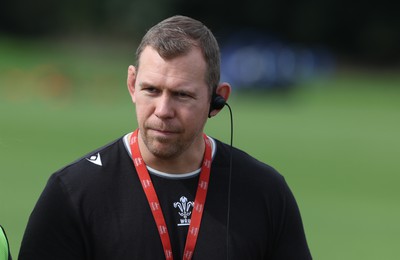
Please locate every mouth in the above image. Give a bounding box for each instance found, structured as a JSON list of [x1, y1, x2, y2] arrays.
[[152, 129, 175, 135], [148, 127, 180, 136]]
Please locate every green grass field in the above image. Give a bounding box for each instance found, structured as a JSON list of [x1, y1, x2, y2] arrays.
[[1, 37, 400, 259]]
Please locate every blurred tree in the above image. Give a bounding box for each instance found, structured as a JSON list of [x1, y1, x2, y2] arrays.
[[0, 0, 62, 35], [0, 0, 174, 40], [1, 0, 398, 64], [174, 0, 400, 64]]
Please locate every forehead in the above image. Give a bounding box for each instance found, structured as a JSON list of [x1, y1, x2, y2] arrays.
[[137, 46, 207, 88]]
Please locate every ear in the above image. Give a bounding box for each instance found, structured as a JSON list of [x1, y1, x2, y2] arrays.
[[216, 82, 231, 102], [127, 65, 137, 103], [209, 82, 231, 117]]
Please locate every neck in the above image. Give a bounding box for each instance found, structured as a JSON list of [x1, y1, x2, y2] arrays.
[[137, 133, 206, 174]]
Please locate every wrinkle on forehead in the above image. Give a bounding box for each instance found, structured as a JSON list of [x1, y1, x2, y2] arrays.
[[136, 46, 208, 90]]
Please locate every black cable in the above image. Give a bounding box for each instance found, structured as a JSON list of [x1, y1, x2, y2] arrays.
[[225, 102, 233, 260]]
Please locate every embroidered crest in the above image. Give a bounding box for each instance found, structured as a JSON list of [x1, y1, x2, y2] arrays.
[[173, 196, 194, 226]]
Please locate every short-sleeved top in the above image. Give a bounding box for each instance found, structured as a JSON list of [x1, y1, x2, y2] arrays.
[[19, 134, 312, 259]]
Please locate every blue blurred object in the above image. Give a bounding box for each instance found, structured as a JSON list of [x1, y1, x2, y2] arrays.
[[220, 30, 335, 90]]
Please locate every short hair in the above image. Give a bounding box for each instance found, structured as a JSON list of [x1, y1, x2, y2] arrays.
[[135, 15, 220, 97]]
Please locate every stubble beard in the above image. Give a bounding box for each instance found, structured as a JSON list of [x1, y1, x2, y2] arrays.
[[141, 129, 191, 160]]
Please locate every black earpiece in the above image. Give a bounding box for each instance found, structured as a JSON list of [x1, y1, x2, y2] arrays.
[[208, 93, 226, 117]]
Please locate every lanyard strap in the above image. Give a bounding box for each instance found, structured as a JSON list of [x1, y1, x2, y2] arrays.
[[130, 129, 212, 260]]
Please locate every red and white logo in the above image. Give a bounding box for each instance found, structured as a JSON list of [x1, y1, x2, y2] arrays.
[[158, 225, 168, 235], [194, 203, 203, 213], [189, 227, 199, 236], [151, 202, 160, 211], [133, 157, 143, 166], [165, 250, 173, 259], [142, 179, 151, 189], [184, 250, 193, 259], [203, 159, 211, 168], [199, 180, 208, 190]]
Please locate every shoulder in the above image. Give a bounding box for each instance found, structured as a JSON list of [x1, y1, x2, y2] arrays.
[[50, 134, 132, 191], [213, 138, 281, 175], [213, 138, 287, 190], [38, 134, 136, 218]]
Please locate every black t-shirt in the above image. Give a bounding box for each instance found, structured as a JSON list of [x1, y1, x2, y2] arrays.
[[19, 134, 312, 260]]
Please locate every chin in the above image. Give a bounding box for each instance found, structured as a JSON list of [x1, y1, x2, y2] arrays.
[[146, 141, 183, 159]]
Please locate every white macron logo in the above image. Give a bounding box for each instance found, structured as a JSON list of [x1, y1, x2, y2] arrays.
[[86, 153, 102, 166]]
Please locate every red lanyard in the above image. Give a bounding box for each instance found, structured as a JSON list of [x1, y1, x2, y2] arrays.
[[130, 129, 212, 260]]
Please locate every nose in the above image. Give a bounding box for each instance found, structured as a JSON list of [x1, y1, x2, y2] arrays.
[[154, 94, 175, 119]]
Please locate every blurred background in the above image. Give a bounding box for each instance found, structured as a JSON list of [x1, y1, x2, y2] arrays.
[[1, 0, 399, 259]]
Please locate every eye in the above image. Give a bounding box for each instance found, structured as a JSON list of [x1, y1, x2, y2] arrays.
[[175, 91, 194, 100], [143, 86, 159, 94], [177, 92, 189, 98]]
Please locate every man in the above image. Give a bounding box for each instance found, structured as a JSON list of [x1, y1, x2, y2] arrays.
[[0, 225, 12, 260], [19, 15, 312, 259]]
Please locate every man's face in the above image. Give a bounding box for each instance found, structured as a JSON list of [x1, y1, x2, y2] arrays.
[[130, 46, 210, 160]]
